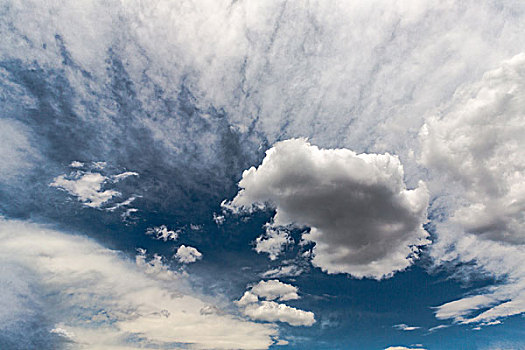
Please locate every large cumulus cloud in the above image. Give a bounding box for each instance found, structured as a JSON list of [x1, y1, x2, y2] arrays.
[[420, 53, 525, 325], [421, 53, 525, 244], [228, 138, 429, 279]]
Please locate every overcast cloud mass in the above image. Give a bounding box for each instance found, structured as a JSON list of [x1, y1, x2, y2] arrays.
[[1, 0, 524, 349]]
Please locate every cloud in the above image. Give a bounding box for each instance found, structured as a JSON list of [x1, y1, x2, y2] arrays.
[[420, 53, 525, 244], [242, 301, 316, 327], [175, 245, 203, 264], [69, 161, 84, 168], [235, 279, 315, 327], [145, 225, 179, 242], [419, 54, 525, 325], [250, 280, 299, 302], [213, 213, 225, 225], [262, 265, 304, 279], [254, 224, 293, 261], [0, 219, 278, 349], [428, 324, 450, 332], [50, 171, 119, 208], [227, 138, 429, 279], [385, 347, 427, 350], [432, 234, 525, 324], [0, 119, 39, 181], [50, 166, 138, 209], [393, 324, 420, 331]]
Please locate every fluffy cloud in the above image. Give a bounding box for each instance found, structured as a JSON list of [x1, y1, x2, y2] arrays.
[[0, 219, 278, 349], [50, 165, 138, 209], [384, 347, 426, 350], [243, 301, 315, 327], [254, 224, 293, 261], [420, 54, 525, 324], [235, 280, 315, 327], [421, 53, 525, 244], [227, 138, 429, 279], [175, 245, 203, 264], [145, 225, 179, 242], [250, 280, 299, 302]]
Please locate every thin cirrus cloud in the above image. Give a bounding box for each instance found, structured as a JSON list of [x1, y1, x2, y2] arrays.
[[420, 54, 525, 325], [226, 138, 430, 280], [393, 324, 421, 331], [0, 219, 278, 349]]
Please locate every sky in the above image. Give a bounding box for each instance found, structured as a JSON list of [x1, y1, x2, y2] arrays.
[[1, 1, 524, 349]]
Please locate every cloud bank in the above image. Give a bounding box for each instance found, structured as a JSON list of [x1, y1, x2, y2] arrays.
[[0, 219, 278, 349], [228, 138, 429, 279], [420, 54, 525, 325]]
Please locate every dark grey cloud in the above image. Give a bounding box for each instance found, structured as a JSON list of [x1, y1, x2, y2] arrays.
[[228, 139, 429, 279]]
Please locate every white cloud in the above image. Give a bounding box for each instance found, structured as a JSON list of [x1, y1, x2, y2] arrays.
[[50, 171, 120, 208], [254, 224, 293, 261], [0, 219, 278, 349], [175, 245, 203, 264], [385, 347, 427, 350], [420, 54, 525, 325], [0, 119, 39, 181], [243, 301, 315, 327], [235, 291, 260, 308], [145, 225, 179, 242], [213, 212, 225, 225], [250, 280, 299, 302], [112, 171, 139, 182], [69, 161, 84, 168], [428, 324, 450, 332], [262, 265, 303, 279], [227, 138, 429, 279], [50, 168, 138, 209], [235, 279, 315, 327], [393, 324, 420, 331], [421, 53, 525, 244]]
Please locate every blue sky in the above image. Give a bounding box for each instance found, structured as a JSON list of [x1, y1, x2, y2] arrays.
[[1, 1, 525, 349]]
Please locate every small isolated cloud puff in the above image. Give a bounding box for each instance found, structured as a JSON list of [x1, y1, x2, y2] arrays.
[[175, 245, 203, 264], [50, 166, 138, 209], [385, 347, 427, 350], [254, 224, 293, 261], [250, 280, 299, 302], [227, 138, 429, 279], [145, 225, 179, 241], [0, 219, 277, 349], [235, 279, 315, 327], [50, 172, 119, 208], [393, 323, 421, 331]]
